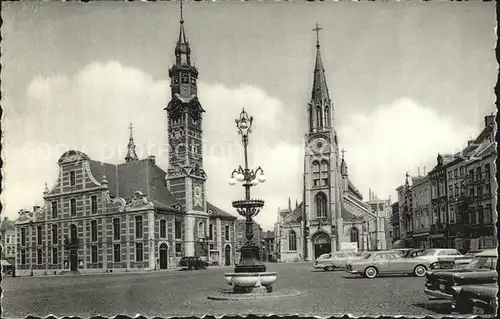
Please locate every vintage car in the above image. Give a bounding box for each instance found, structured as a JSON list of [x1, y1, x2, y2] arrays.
[[424, 249, 498, 301], [417, 248, 463, 264], [405, 249, 426, 258], [429, 255, 475, 270], [451, 283, 498, 314], [345, 250, 431, 279], [179, 256, 209, 270], [314, 251, 360, 271]]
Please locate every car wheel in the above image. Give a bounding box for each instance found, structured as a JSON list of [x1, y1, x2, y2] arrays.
[[413, 265, 427, 277], [364, 266, 378, 279], [324, 266, 334, 271]]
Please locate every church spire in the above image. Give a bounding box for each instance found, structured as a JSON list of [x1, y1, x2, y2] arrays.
[[311, 23, 330, 103], [125, 123, 139, 163], [175, 0, 191, 66]]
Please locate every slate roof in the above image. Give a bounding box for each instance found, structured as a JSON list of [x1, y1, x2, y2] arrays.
[[283, 202, 304, 223], [88, 158, 180, 212], [207, 202, 237, 220]]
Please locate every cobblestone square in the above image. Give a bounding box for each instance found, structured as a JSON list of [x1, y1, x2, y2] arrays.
[[2, 262, 458, 317]]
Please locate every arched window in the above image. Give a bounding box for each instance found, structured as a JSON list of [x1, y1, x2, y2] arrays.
[[198, 221, 205, 238], [160, 220, 167, 238], [315, 192, 327, 218], [320, 160, 329, 186], [288, 230, 297, 251], [350, 227, 359, 248], [316, 106, 323, 128], [225, 225, 230, 241], [312, 161, 321, 187], [70, 224, 77, 241]]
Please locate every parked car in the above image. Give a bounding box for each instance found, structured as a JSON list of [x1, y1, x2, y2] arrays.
[[179, 256, 209, 270], [392, 248, 413, 257], [314, 251, 360, 271], [451, 283, 498, 314], [345, 250, 431, 279], [429, 251, 482, 270], [405, 249, 426, 258], [417, 248, 462, 264], [424, 249, 498, 301]]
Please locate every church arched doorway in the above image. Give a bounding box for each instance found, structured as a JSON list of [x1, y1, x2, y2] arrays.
[[313, 233, 331, 259]]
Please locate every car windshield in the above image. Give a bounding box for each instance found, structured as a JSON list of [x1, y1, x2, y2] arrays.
[[318, 253, 331, 259], [421, 249, 436, 256], [363, 253, 372, 259]]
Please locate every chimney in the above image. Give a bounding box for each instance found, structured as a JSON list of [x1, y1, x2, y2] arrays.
[[148, 155, 156, 165], [288, 197, 291, 211], [418, 166, 421, 177]]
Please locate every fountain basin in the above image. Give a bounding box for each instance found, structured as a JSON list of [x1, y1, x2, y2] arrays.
[[224, 272, 277, 291]]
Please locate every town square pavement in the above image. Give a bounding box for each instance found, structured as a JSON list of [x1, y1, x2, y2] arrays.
[[2, 262, 455, 318]]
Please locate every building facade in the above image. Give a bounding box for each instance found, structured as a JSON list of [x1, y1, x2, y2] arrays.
[[14, 9, 237, 276], [411, 175, 431, 249], [391, 202, 400, 246], [234, 218, 264, 263], [262, 230, 276, 261], [392, 114, 496, 251], [1, 216, 16, 272]]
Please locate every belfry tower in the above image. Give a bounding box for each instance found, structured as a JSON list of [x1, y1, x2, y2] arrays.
[[303, 23, 344, 260], [165, 2, 208, 257]]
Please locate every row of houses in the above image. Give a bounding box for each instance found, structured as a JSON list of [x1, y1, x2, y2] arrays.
[[391, 114, 497, 252]]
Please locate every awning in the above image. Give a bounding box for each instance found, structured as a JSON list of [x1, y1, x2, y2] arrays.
[[1, 260, 11, 266], [392, 240, 405, 249]]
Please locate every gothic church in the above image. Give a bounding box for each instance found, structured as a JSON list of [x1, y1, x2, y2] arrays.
[[276, 25, 387, 262]]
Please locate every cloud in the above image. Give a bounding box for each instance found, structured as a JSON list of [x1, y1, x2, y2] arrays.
[[2, 62, 482, 231], [337, 97, 478, 201], [3, 61, 301, 230]]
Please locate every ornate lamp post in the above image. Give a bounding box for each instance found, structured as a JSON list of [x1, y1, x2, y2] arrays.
[[228, 108, 267, 273]]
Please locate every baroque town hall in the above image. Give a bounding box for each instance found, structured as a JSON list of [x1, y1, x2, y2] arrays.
[[14, 9, 237, 276]]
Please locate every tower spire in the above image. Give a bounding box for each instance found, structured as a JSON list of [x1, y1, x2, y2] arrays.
[[175, 0, 190, 65], [125, 122, 139, 163], [311, 23, 330, 103]]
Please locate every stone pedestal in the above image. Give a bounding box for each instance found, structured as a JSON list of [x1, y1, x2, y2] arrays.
[[234, 245, 266, 273]]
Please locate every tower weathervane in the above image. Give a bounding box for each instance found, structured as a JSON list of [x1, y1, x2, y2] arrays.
[[129, 122, 134, 138], [313, 23, 323, 48], [341, 148, 346, 160], [180, 0, 184, 23]]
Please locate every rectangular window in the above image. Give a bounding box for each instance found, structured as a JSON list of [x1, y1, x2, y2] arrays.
[[51, 224, 58, 244], [448, 185, 453, 197], [21, 249, 26, 265], [209, 224, 213, 240], [209, 243, 214, 250], [21, 228, 26, 246], [70, 198, 77, 216], [91, 220, 98, 242], [37, 248, 42, 265], [175, 220, 181, 239], [52, 248, 58, 264], [136, 243, 143, 262], [225, 225, 230, 241], [453, 168, 458, 179], [91, 195, 98, 214], [51, 201, 58, 219], [113, 218, 120, 240], [175, 243, 182, 257], [37, 226, 42, 245], [91, 245, 98, 263], [447, 171, 452, 179], [113, 244, 121, 262], [160, 220, 167, 238], [70, 171, 76, 186], [475, 167, 481, 181], [459, 166, 464, 176], [135, 216, 143, 239], [484, 164, 491, 179]]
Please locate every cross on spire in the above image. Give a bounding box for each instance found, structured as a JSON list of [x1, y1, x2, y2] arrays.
[[313, 23, 322, 48], [129, 122, 134, 138], [341, 148, 346, 160], [180, 0, 184, 24]]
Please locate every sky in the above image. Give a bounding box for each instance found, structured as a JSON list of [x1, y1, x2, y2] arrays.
[[1, 1, 497, 231]]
